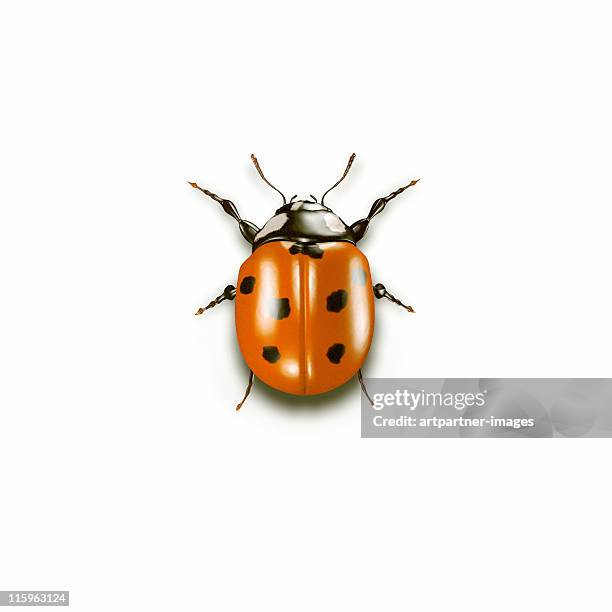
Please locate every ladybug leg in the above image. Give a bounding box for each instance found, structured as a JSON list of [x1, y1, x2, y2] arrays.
[[373, 283, 415, 313], [235, 370, 254, 411], [188, 182, 260, 244], [350, 179, 419, 242], [195, 284, 236, 316], [357, 370, 374, 406]]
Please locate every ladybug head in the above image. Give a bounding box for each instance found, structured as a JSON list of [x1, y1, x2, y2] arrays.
[[251, 154, 356, 250], [191, 154, 418, 249]]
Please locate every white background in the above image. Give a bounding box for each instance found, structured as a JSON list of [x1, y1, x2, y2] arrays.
[[1, 1, 611, 610]]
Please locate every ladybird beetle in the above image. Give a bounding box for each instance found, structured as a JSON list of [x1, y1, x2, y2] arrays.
[[190, 154, 418, 409]]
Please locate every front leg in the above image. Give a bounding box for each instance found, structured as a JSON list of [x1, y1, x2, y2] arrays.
[[195, 284, 236, 316], [350, 179, 419, 242], [373, 283, 415, 313], [189, 182, 260, 244]]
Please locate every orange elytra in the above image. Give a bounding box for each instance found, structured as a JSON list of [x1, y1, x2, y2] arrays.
[[191, 154, 419, 409]]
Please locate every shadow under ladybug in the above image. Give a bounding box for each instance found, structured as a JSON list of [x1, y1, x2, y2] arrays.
[[190, 153, 419, 410]]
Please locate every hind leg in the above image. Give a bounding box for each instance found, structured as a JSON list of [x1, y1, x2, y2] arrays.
[[357, 369, 373, 406], [236, 371, 254, 411]]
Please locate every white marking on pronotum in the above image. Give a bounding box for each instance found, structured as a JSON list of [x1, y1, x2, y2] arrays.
[[255, 213, 289, 240], [323, 213, 346, 233]]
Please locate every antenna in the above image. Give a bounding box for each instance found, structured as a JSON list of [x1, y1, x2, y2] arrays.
[[250, 154, 287, 205], [321, 153, 356, 204]]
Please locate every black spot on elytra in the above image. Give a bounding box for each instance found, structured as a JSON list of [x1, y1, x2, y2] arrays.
[[262, 346, 281, 363], [326, 343, 345, 364], [240, 276, 256, 294], [327, 289, 348, 312], [269, 297, 291, 320], [289, 243, 324, 259], [352, 268, 367, 285]]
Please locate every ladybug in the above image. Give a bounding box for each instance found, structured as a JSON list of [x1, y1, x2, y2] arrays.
[[190, 154, 419, 409]]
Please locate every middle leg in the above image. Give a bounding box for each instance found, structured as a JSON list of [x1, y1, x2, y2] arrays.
[[195, 284, 236, 316], [373, 283, 415, 313]]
